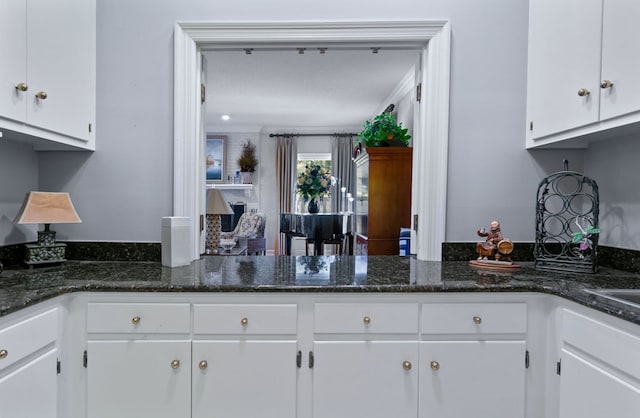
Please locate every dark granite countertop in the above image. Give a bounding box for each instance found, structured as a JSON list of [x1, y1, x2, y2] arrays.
[[1, 256, 639, 325]]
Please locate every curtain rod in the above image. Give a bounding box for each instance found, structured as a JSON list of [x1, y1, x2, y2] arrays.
[[269, 133, 358, 138]]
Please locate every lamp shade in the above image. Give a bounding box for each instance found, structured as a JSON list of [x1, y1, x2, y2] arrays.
[[13, 192, 82, 224], [206, 189, 233, 215]]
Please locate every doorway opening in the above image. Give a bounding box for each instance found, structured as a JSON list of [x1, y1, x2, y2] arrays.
[[174, 21, 451, 261]]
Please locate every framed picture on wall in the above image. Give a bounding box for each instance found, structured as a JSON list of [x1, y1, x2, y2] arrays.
[[206, 135, 225, 183]]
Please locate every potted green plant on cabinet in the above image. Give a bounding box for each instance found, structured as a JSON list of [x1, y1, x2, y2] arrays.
[[358, 113, 411, 148], [237, 140, 258, 183]]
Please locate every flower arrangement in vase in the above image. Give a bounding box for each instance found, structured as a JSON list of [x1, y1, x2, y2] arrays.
[[296, 164, 334, 213]]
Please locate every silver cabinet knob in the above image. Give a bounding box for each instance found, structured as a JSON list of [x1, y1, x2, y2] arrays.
[[473, 316, 482, 324], [171, 360, 180, 369], [577, 88, 590, 97], [240, 317, 248, 326], [131, 316, 141, 325], [363, 316, 371, 325], [15, 83, 28, 92], [0, 349, 7, 360], [402, 360, 412, 371], [600, 80, 614, 89], [430, 361, 440, 371], [199, 360, 208, 370], [35, 91, 48, 100]]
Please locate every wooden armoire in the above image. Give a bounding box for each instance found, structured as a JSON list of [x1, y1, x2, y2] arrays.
[[353, 147, 413, 255]]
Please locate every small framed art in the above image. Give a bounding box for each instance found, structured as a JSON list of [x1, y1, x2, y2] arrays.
[[205, 135, 225, 183]]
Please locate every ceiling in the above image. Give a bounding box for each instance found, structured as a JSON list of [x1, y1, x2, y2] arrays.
[[203, 48, 421, 133]]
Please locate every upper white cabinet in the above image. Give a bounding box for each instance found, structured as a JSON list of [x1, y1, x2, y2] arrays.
[[0, 0, 95, 150], [526, 0, 640, 148]]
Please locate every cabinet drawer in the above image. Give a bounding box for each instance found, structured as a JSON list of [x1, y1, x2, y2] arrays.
[[421, 303, 527, 334], [87, 303, 190, 334], [193, 304, 297, 335], [0, 308, 58, 371], [314, 303, 419, 334], [562, 309, 640, 380]]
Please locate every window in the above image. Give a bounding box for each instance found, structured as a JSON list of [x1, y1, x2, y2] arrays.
[[296, 153, 333, 213]]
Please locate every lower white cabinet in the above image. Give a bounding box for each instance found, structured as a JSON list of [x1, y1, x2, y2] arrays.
[[558, 309, 640, 418], [86, 301, 299, 418], [559, 350, 640, 418], [419, 302, 528, 418], [0, 306, 59, 418], [312, 341, 419, 418], [0, 348, 58, 418], [6, 292, 640, 418], [312, 302, 419, 418], [192, 341, 298, 418], [87, 340, 191, 418], [420, 341, 526, 418]]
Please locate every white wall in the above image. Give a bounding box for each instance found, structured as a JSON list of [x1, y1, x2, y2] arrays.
[[12, 0, 640, 252], [0, 140, 39, 245], [585, 134, 640, 250]]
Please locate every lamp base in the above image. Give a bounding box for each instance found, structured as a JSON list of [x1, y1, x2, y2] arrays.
[[37, 229, 56, 246], [24, 243, 66, 267]]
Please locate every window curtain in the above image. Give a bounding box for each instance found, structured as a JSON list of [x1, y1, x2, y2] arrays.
[[331, 135, 356, 213], [276, 136, 298, 255]]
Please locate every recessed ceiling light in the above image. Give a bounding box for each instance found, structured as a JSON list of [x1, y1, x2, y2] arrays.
[[221, 115, 230, 121]]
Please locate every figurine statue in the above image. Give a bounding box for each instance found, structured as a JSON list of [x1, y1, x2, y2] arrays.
[[471, 220, 518, 269], [476, 220, 504, 260]]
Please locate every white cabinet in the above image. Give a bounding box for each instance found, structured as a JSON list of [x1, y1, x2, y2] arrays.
[[86, 303, 192, 418], [0, 307, 59, 418], [526, 0, 640, 148], [558, 309, 640, 418], [0, 0, 95, 150], [87, 340, 191, 418], [192, 304, 298, 418], [86, 302, 299, 418], [420, 341, 526, 418], [313, 341, 419, 418], [0, 0, 27, 124], [419, 303, 528, 418], [312, 303, 419, 418], [0, 348, 58, 418]]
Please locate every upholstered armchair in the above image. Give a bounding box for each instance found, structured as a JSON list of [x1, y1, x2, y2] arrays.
[[220, 212, 266, 240]]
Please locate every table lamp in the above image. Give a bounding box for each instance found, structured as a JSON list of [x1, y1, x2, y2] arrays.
[[13, 191, 82, 266], [205, 188, 233, 254]]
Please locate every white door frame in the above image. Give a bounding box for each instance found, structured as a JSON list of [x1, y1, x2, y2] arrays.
[[173, 21, 450, 261]]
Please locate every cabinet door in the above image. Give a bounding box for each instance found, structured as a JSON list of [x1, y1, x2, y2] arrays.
[[527, 0, 602, 139], [313, 341, 418, 418], [599, 0, 640, 120], [559, 349, 640, 418], [87, 340, 190, 418], [0, 0, 27, 122], [419, 341, 526, 418], [192, 340, 297, 418], [26, 0, 95, 141], [0, 348, 57, 418]]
